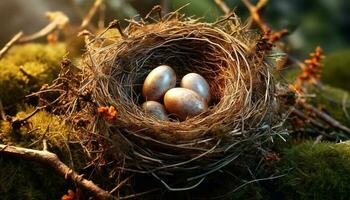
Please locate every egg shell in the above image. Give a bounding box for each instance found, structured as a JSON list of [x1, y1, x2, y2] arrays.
[[142, 101, 168, 121], [164, 88, 208, 121], [142, 65, 176, 101], [180, 73, 211, 103]]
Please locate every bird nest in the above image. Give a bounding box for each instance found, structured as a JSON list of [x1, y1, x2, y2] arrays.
[[59, 11, 283, 191]]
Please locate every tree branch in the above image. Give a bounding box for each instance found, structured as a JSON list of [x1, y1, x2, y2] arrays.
[[0, 144, 116, 200]]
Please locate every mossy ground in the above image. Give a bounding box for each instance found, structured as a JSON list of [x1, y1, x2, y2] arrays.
[[0, 43, 90, 199], [279, 141, 350, 200], [0, 43, 65, 113], [0, 107, 87, 199]]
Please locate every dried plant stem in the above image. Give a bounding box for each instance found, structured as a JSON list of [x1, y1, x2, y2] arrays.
[[10, 107, 41, 129], [302, 103, 350, 134], [19, 66, 35, 79], [0, 144, 116, 200], [145, 5, 162, 20], [291, 107, 325, 129], [214, 0, 231, 15], [242, 0, 269, 33], [81, 0, 104, 29], [109, 175, 133, 194], [0, 31, 23, 59], [19, 12, 69, 42], [98, 1, 106, 29], [241, 0, 288, 42]]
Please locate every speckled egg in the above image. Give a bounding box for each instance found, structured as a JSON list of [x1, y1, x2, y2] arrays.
[[164, 88, 208, 121], [180, 73, 211, 103], [142, 65, 176, 101], [142, 101, 168, 121]]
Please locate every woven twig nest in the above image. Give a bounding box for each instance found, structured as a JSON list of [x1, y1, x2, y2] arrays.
[[70, 11, 282, 191]]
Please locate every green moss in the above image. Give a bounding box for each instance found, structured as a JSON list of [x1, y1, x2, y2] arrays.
[[0, 106, 86, 169], [279, 141, 350, 200], [311, 85, 350, 127], [0, 43, 65, 112], [322, 49, 350, 92], [0, 107, 87, 199]]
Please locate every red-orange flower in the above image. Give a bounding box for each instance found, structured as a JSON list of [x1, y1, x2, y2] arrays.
[[97, 105, 118, 123], [61, 189, 80, 200]]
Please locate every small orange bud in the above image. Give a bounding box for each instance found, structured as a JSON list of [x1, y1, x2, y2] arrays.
[[97, 106, 118, 123]]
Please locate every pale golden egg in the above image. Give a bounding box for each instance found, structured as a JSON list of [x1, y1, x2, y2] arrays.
[[180, 73, 211, 103], [142, 65, 176, 101], [142, 101, 168, 121], [164, 88, 208, 121]]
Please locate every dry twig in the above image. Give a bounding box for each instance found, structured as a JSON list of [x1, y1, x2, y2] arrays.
[[302, 103, 350, 134], [81, 0, 104, 29], [241, 0, 288, 42], [242, 0, 269, 33], [10, 107, 41, 129], [214, 0, 231, 15], [0, 31, 23, 59], [20, 11, 69, 42], [291, 107, 325, 129], [0, 144, 115, 200]]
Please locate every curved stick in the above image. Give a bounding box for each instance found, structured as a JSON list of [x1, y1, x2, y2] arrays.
[[0, 144, 116, 200]]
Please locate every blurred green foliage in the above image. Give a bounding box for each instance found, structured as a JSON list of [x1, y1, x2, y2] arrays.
[[1, 0, 348, 56], [312, 85, 350, 127], [171, 0, 222, 22], [322, 49, 350, 92], [167, 0, 350, 55]]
